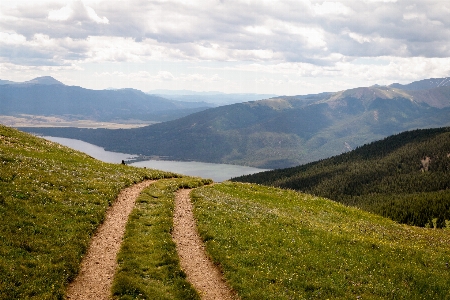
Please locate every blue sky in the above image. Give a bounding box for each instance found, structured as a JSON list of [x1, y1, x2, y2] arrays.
[[1, 0, 449, 95]]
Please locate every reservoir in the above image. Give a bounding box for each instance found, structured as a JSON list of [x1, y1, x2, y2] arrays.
[[43, 136, 268, 182]]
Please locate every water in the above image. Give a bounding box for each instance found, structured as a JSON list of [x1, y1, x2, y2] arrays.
[[43, 136, 268, 182], [44, 136, 137, 163]]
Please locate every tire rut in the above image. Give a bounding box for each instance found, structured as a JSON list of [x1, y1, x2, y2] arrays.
[[66, 180, 155, 300], [172, 188, 238, 300]]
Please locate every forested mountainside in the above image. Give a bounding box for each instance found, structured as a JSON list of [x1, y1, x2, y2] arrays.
[[22, 82, 450, 169], [233, 127, 450, 227]]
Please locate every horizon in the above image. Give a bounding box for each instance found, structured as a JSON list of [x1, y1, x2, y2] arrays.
[[4, 75, 449, 97], [1, 1, 449, 95]]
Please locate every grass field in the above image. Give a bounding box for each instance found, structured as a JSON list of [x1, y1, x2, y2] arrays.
[[0, 125, 177, 299], [192, 182, 450, 299]]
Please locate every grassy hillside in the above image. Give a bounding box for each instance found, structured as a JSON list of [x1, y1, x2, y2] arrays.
[[0, 125, 177, 299], [233, 127, 450, 227], [192, 182, 450, 299], [2, 124, 450, 299], [22, 84, 450, 169]]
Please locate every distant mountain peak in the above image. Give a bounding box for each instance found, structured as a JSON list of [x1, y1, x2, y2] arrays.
[[388, 77, 450, 91], [23, 76, 65, 85]]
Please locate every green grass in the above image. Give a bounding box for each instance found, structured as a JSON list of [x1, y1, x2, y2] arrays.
[[4, 123, 450, 299], [0, 125, 177, 300], [112, 177, 212, 300], [191, 182, 450, 299]]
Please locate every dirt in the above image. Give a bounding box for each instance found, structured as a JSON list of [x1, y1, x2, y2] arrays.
[[66, 181, 237, 300], [66, 180, 155, 300], [172, 188, 239, 300]]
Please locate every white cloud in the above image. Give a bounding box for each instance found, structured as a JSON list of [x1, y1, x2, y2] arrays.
[[363, 0, 397, 2], [47, 1, 108, 24], [85, 5, 109, 24], [1, 0, 450, 94], [245, 26, 272, 36], [48, 5, 73, 21], [0, 32, 26, 45], [347, 32, 372, 44], [312, 2, 353, 16]]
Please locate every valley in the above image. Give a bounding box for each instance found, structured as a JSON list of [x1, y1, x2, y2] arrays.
[[0, 114, 154, 129], [19, 77, 450, 169]]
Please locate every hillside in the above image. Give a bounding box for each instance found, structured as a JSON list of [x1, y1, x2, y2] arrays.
[[22, 77, 450, 169], [232, 127, 450, 227], [0, 125, 177, 299], [2, 125, 450, 299], [0, 77, 212, 123], [191, 182, 450, 299]]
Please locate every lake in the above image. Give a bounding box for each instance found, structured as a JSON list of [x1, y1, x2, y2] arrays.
[[43, 136, 269, 182]]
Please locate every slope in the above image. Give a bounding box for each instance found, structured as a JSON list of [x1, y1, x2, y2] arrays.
[[0, 125, 176, 299], [191, 182, 450, 299], [232, 127, 450, 227]]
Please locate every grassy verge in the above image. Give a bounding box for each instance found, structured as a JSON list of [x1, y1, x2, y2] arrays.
[[112, 177, 212, 300], [0, 125, 177, 300], [191, 182, 450, 299]]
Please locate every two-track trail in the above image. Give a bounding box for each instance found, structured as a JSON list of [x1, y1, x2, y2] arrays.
[[66, 180, 237, 300], [66, 180, 155, 300], [172, 188, 238, 300]]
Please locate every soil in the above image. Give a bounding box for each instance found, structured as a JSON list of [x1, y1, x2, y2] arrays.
[[66, 180, 155, 300], [172, 188, 239, 300]]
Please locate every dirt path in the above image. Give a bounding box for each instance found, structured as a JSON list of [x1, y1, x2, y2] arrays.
[[172, 189, 238, 300], [66, 180, 155, 300]]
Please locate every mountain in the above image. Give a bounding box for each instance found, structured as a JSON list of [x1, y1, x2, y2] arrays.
[[232, 127, 450, 227], [22, 76, 65, 85], [148, 89, 278, 106], [21, 78, 450, 169], [0, 78, 214, 122], [0, 79, 15, 85], [0, 76, 64, 86], [389, 77, 450, 91]]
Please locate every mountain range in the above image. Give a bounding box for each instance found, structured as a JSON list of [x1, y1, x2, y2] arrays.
[[0, 76, 214, 122], [148, 89, 278, 106], [20, 77, 450, 169], [0, 77, 277, 123]]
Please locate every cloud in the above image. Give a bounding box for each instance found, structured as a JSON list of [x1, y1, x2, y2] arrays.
[[48, 5, 73, 21], [47, 1, 108, 24], [312, 2, 353, 16], [94, 70, 221, 84], [0, 0, 449, 93], [2, 0, 450, 65]]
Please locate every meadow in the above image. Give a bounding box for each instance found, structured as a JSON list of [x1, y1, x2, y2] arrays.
[[0, 125, 176, 299], [192, 182, 450, 299]]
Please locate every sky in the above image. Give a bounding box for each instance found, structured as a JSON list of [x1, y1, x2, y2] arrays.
[[0, 0, 449, 95]]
